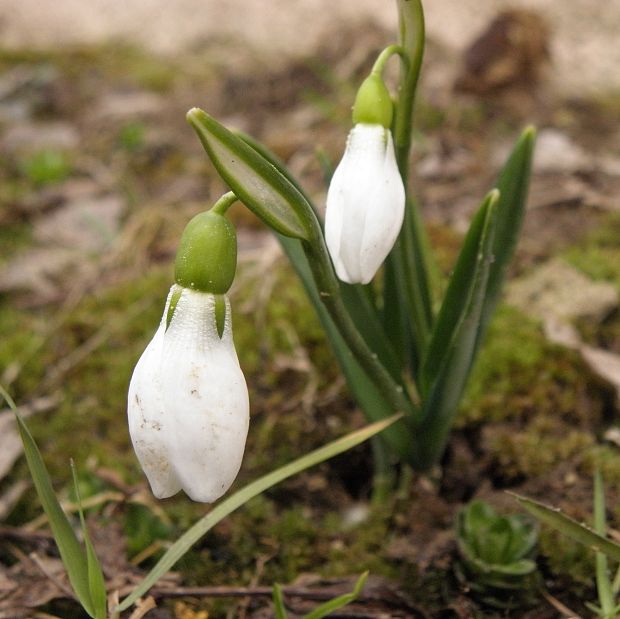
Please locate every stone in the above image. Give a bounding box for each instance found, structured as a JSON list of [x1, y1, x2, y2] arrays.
[[506, 258, 618, 323]]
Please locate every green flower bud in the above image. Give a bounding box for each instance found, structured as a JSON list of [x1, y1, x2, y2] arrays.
[[352, 73, 393, 128], [174, 211, 237, 294]]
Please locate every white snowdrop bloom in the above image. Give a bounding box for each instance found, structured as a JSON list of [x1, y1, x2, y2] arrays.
[[325, 123, 405, 284], [128, 285, 249, 503]]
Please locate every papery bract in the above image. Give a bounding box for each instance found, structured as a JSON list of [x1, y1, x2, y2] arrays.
[[325, 123, 405, 284], [127, 285, 249, 503]]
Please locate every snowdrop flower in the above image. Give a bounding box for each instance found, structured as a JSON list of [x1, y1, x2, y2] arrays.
[[128, 197, 250, 503], [325, 73, 405, 284]]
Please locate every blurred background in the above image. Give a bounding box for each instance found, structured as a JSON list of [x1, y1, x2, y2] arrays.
[[1, 1, 620, 617]]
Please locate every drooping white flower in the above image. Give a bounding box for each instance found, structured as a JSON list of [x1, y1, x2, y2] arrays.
[[325, 123, 405, 284], [128, 285, 249, 503]]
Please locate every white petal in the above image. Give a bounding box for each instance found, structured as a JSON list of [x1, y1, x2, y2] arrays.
[[161, 290, 250, 503], [324, 124, 405, 284], [127, 286, 182, 499], [358, 130, 405, 281]]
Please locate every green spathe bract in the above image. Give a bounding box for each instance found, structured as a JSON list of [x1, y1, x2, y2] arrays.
[[174, 211, 237, 294]]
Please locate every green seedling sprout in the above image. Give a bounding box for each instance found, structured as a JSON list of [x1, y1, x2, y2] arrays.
[[455, 500, 540, 609], [272, 571, 368, 619]]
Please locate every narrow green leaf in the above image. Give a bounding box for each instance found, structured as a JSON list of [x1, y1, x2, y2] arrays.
[[117, 415, 401, 612], [381, 256, 412, 369], [340, 282, 403, 380], [420, 191, 498, 394], [475, 126, 536, 348], [0, 386, 94, 617], [594, 469, 616, 617], [302, 571, 369, 619], [272, 583, 288, 619], [512, 492, 620, 563], [71, 462, 107, 619], [187, 108, 314, 240], [412, 191, 498, 469], [389, 199, 435, 373]]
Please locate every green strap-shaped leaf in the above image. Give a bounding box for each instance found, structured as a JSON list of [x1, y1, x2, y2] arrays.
[[412, 191, 499, 469], [593, 470, 616, 617], [187, 108, 314, 240], [272, 583, 288, 619], [475, 126, 536, 349], [302, 571, 369, 619], [71, 462, 107, 619], [340, 282, 403, 380], [420, 190, 499, 395], [512, 492, 620, 563], [0, 387, 95, 617], [117, 415, 401, 612]]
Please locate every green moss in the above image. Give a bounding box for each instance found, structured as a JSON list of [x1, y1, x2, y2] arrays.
[[487, 418, 594, 479], [461, 306, 553, 424], [233, 259, 335, 385], [25, 269, 171, 480], [19, 150, 71, 186], [539, 526, 594, 589], [563, 214, 620, 288]]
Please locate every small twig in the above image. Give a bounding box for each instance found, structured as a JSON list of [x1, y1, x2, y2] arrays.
[[542, 590, 582, 618], [149, 584, 359, 602], [29, 551, 75, 600], [40, 296, 152, 391], [24, 490, 125, 531], [128, 596, 157, 619], [0, 524, 54, 542], [130, 540, 166, 566], [233, 553, 273, 619]]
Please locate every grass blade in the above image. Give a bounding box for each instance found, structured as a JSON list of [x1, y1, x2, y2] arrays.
[[117, 415, 402, 612], [71, 462, 107, 619], [594, 470, 615, 616], [272, 583, 288, 619], [0, 386, 94, 617], [512, 492, 620, 563], [302, 571, 368, 619]]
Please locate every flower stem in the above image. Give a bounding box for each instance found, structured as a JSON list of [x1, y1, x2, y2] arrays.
[[210, 191, 238, 215], [390, 0, 435, 364], [394, 1, 424, 176], [371, 44, 407, 76]]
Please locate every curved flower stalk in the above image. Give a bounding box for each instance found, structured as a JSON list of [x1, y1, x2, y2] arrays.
[[325, 123, 405, 284]]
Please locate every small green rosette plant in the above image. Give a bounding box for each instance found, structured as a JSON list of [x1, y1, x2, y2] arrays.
[[456, 500, 540, 609]]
